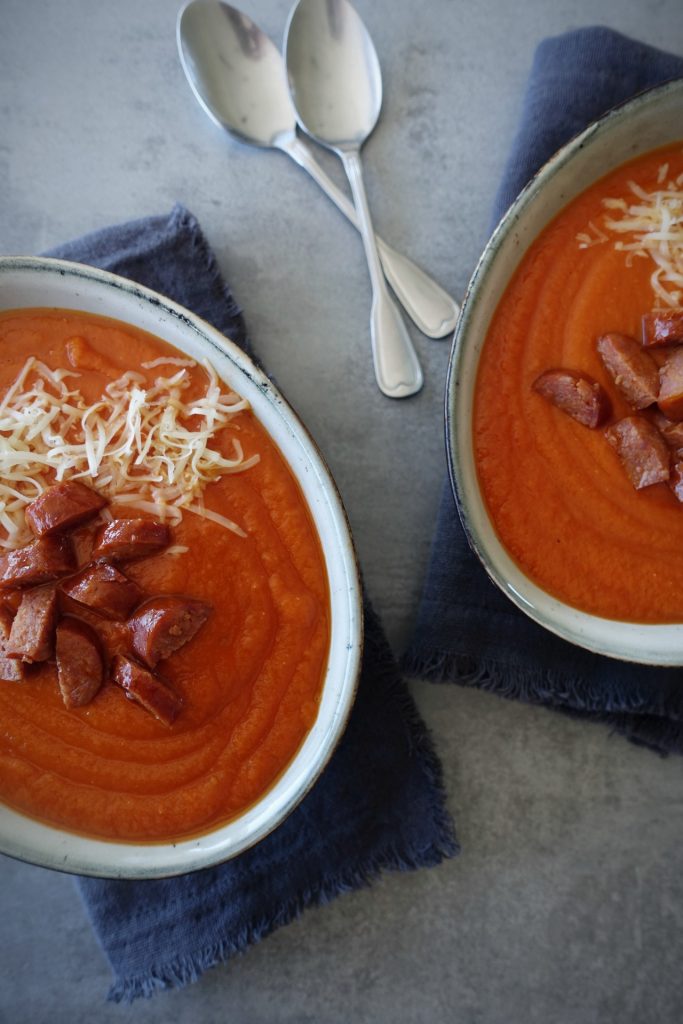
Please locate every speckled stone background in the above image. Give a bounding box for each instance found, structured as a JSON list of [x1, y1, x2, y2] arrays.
[[2, 1, 683, 1021]]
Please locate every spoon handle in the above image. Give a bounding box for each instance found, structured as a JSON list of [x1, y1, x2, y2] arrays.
[[282, 136, 458, 340], [338, 148, 423, 399]]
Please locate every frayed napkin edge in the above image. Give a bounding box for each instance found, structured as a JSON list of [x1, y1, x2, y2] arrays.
[[402, 648, 683, 756]]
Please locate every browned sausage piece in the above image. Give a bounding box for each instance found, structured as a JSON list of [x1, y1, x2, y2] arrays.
[[596, 332, 659, 409], [25, 481, 107, 537], [61, 563, 142, 620], [0, 536, 75, 591], [0, 591, 22, 616], [604, 416, 670, 490], [55, 618, 103, 708], [6, 586, 58, 663], [532, 369, 610, 427], [658, 349, 683, 421], [670, 461, 683, 503], [0, 609, 24, 682], [92, 519, 171, 562], [128, 596, 211, 668], [111, 655, 182, 726], [650, 412, 683, 449], [643, 311, 683, 348]]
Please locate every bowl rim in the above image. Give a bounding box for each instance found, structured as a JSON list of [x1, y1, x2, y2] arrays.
[[446, 77, 683, 666], [0, 254, 363, 878]]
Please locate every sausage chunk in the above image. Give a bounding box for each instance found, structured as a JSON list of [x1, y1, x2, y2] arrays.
[[643, 311, 683, 348], [650, 412, 683, 449], [658, 349, 683, 421], [92, 519, 170, 562], [670, 461, 683, 503], [61, 563, 142, 620], [111, 655, 182, 726], [596, 332, 659, 409], [0, 537, 75, 590], [128, 596, 211, 668], [532, 369, 610, 427], [6, 586, 58, 663], [55, 618, 103, 708], [604, 416, 670, 490], [25, 481, 107, 537], [0, 591, 22, 616], [0, 609, 24, 682]]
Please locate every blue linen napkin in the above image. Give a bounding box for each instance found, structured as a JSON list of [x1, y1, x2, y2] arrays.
[[405, 27, 683, 755], [45, 205, 457, 1001]]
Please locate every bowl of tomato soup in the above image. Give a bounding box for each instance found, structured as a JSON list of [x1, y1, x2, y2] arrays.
[[0, 255, 362, 877], [448, 78, 683, 665]]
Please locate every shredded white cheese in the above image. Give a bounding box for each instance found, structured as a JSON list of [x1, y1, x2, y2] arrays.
[[576, 163, 683, 310], [0, 356, 258, 550]]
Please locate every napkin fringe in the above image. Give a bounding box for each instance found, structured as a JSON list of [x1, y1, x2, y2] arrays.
[[108, 835, 456, 1003], [403, 648, 672, 716]]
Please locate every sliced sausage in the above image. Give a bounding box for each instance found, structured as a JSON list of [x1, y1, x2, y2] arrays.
[[650, 412, 683, 449], [0, 536, 75, 590], [25, 481, 107, 537], [642, 311, 683, 348], [92, 519, 170, 562], [604, 416, 670, 490], [111, 655, 182, 726], [532, 369, 610, 428], [0, 591, 22, 616], [670, 461, 683, 503], [596, 332, 659, 409], [128, 596, 211, 668], [6, 586, 58, 663], [658, 349, 683, 421], [55, 618, 103, 708], [0, 609, 24, 682], [61, 563, 142, 620], [57, 595, 130, 660]]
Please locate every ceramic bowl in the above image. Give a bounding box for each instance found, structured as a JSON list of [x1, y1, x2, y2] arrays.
[[0, 255, 363, 878], [447, 78, 683, 667]]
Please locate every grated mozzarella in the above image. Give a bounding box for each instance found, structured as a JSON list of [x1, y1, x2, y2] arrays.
[[576, 163, 683, 309], [0, 356, 259, 549]]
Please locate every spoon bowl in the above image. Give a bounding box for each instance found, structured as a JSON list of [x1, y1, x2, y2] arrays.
[[284, 0, 382, 147], [178, 0, 294, 147]]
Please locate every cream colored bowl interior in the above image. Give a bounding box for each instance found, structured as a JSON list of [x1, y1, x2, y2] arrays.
[[448, 79, 683, 667], [0, 257, 363, 878]]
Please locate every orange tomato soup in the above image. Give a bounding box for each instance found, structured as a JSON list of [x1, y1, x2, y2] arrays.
[[0, 309, 330, 841], [474, 143, 683, 623]]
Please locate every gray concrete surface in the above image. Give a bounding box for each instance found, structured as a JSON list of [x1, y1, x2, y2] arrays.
[[1, 0, 683, 1021]]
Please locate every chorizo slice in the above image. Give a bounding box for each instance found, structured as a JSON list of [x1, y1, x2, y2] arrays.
[[658, 349, 683, 421], [596, 332, 659, 409], [25, 481, 107, 537], [0, 609, 24, 683], [128, 596, 211, 668], [92, 519, 171, 562], [61, 563, 142, 620], [604, 416, 670, 490], [6, 586, 58, 663], [670, 461, 683, 503], [532, 369, 610, 427], [650, 412, 683, 449], [55, 618, 103, 709], [0, 591, 22, 616], [0, 536, 75, 591], [111, 655, 182, 726], [642, 311, 683, 348]]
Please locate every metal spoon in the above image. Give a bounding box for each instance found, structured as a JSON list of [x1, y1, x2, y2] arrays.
[[284, 0, 423, 398], [176, 0, 458, 342]]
